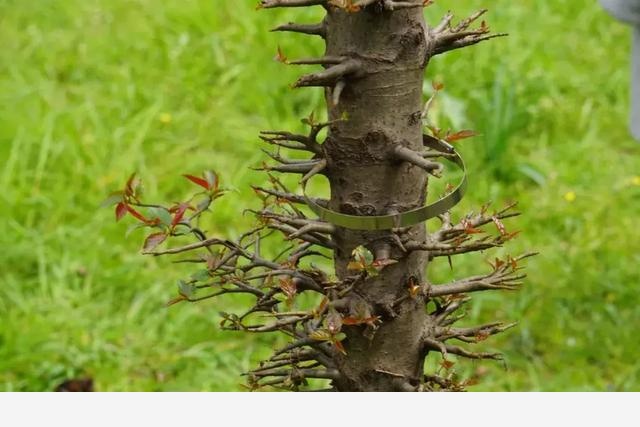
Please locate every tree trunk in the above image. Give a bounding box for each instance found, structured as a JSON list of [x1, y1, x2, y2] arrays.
[[322, 7, 431, 392]]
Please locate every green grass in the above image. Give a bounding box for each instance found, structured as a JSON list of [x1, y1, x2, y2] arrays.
[[1, 0, 639, 391]]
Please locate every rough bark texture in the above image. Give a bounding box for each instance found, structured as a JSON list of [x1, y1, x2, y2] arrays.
[[322, 7, 431, 392]]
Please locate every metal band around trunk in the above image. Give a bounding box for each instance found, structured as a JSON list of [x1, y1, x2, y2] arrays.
[[302, 135, 468, 231]]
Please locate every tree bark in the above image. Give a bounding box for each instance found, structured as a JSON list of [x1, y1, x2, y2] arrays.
[[320, 7, 432, 392]]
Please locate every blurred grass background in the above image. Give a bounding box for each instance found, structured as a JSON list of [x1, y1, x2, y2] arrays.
[[1, 0, 639, 391]]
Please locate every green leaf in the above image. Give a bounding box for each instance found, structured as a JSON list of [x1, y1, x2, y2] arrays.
[[171, 224, 191, 236], [178, 280, 196, 299], [334, 332, 347, 342], [101, 191, 124, 208], [365, 266, 380, 278], [147, 207, 173, 228], [196, 196, 212, 212], [190, 269, 210, 282]]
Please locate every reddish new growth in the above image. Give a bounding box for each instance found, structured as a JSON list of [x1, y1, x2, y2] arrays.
[[107, 0, 533, 392]]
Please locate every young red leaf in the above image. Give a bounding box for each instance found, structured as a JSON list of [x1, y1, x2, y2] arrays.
[[124, 173, 141, 201], [363, 316, 381, 327], [462, 219, 484, 235], [125, 204, 152, 224], [171, 203, 189, 227], [143, 232, 167, 252], [502, 230, 521, 242], [474, 331, 490, 342], [371, 258, 398, 271], [445, 130, 477, 143], [183, 174, 210, 190], [274, 45, 288, 64], [342, 316, 381, 327], [441, 359, 455, 370], [115, 202, 127, 222], [333, 339, 347, 355], [341, 317, 361, 326]]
